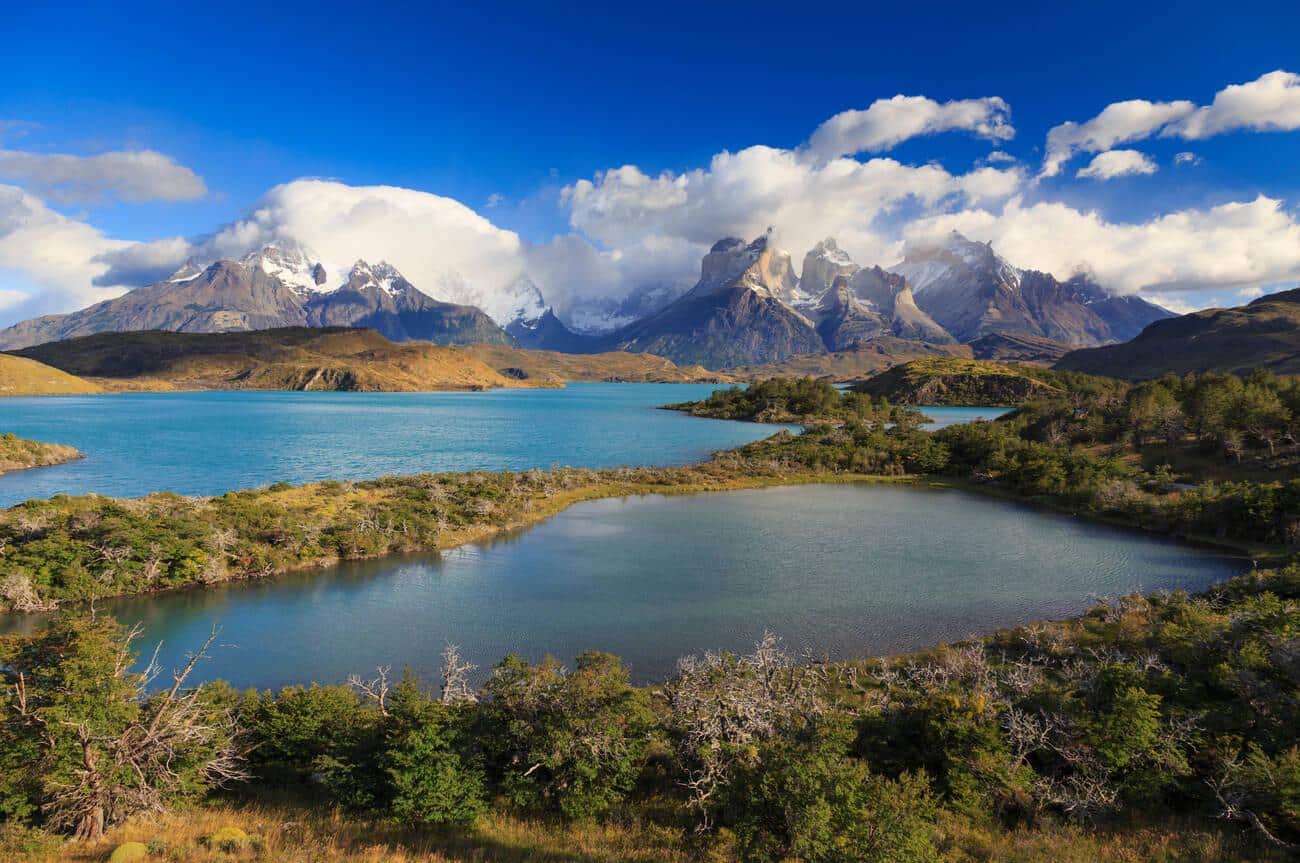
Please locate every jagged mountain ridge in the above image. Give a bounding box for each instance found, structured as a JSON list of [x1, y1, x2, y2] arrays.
[[0, 245, 511, 350], [894, 231, 1172, 345], [0, 231, 1174, 368]]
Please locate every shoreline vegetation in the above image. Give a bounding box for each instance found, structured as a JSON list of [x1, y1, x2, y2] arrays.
[[0, 433, 82, 480], [5, 370, 1300, 613], [2, 372, 1299, 860]]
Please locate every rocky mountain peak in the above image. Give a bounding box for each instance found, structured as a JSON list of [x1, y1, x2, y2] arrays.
[[242, 241, 327, 295], [799, 237, 860, 306], [693, 232, 798, 304]]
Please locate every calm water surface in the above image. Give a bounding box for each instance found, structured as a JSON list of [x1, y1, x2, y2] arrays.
[[0, 385, 1002, 505], [1, 483, 1239, 690]]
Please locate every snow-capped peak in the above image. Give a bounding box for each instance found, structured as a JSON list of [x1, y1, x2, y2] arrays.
[[243, 241, 327, 295], [893, 231, 1019, 292], [809, 237, 854, 267], [341, 259, 408, 297]]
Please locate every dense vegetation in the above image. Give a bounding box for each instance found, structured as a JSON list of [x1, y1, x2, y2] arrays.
[[3, 562, 1297, 859], [664, 376, 928, 424], [0, 433, 82, 478]]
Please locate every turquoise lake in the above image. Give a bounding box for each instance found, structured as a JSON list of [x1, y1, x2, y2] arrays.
[[0, 387, 1238, 690], [0, 384, 1002, 505], [0, 483, 1240, 690]]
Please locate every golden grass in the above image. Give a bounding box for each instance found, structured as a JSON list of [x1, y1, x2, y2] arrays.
[[0, 353, 100, 396], [5, 799, 700, 863], [4, 799, 1285, 863], [455, 344, 733, 385]]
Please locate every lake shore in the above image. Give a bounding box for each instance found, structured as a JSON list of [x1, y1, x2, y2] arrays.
[[0, 433, 83, 478]]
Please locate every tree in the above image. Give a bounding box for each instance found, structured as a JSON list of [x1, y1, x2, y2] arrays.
[[480, 651, 654, 820], [385, 713, 486, 827], [726, 717, 938, 863], [0, 613, 244, 840]]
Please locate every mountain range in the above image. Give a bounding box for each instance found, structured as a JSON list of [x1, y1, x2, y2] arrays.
[[0, 244, 510, 351], [0, 231, 1174, 368]]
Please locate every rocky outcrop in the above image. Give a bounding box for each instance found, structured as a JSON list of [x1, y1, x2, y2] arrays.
[[799, 238, 859, 302]]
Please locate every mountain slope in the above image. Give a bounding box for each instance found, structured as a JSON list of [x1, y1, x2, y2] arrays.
[[1055, 288, 1300, 378], [0, 244, 512, 350], [895, 232, 1171, 345], [0, 353, 101, 396], [10, 327, 522, 392]]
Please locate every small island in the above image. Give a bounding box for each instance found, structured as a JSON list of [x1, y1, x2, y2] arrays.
[[0, 432, 82, 477], [664, 376, 929, 425]]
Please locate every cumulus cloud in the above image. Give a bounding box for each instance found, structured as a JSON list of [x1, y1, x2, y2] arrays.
[[903, 195, 1300, 297], [1042, 70, 1300, 177], [1163, 70, 1300, 138], [1174, 151, 1202, 166], [0, 148, 207, 203], [1076, 149, 1159, 180], [1042, 100, 1193, 177], [0, 184, 132, 319], [804, 95, 1014, 161]]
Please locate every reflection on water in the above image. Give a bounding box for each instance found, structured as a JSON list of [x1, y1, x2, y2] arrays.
[[4, 483, 1239, 690]]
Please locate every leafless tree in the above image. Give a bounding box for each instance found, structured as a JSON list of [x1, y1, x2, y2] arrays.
[[440, 644, 478, 704], [664, 632, 824, 828], [348, 665, 393, 716]]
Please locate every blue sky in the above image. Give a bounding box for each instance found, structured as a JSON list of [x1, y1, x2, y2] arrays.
[[3, 0, 1300, 326]]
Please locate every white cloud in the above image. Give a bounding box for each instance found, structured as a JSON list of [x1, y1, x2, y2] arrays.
[[903, 195, 1300, 297], [1164, 70, 1300, 139], [0, 148, 207, 203], [1174, 151, 1202, 166], [1042, 70, 1300, 177], [564, 145, 1024, 274], [804, 95, 1014, 161], [0, 184, 132, 319], [1076, 149, 1159, 180], [1042, 100, 1193, 177], [983, 150, 1017, 164]]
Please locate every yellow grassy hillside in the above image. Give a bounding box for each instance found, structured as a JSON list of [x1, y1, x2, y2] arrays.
[[0, 353, 101, 396]]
